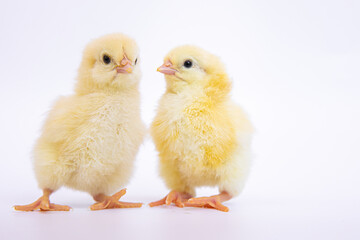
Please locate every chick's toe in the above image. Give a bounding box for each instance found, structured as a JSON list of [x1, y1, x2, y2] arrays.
[[90, 188, 142, 211], [149, 190, 193, 208], [14, 189, 71, 211]]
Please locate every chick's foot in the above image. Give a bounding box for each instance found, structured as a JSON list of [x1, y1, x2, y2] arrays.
[[187, 192, 232, 212], [149, 190, 193, 208], [90, 188, 142, 210], [14, 189, 71, 211]]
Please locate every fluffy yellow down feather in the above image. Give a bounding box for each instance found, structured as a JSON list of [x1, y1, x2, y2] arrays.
[[151, 45, 253, 210], [15, 33, 145, 211], [35, 34, 145, 196]]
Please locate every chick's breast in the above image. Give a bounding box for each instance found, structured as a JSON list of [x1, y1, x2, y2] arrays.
[[151, 94, 243, 192], [34, 93, 145, 196]]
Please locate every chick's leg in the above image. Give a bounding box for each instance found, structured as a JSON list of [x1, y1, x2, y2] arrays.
[[149, 190, 193, 208], [14, 189, 71, 211], [90, 188, 142, 210], [187, 191, 232, 212]]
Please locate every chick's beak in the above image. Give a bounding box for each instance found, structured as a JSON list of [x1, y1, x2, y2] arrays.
[[116, 55, 133, 74], [157, 60, 177, 75]]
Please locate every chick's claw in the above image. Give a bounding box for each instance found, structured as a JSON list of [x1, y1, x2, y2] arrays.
[[14, 196, 71, 212], [148, 196, 168, 207], [90, 201, 142, 210], [149, 190, 192, 208], [47, 203, 72, 211], [112, 188, 127, 200], [187, 197, 229, 212], [90, 188, 142, 211]]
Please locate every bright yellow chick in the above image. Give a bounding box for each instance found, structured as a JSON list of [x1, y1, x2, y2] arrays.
[[149, 45, 253, 212], [14, 33, 145, 211]]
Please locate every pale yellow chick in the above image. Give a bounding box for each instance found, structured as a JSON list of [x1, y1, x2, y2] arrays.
[[149, 46, 253, 212], [15, 33, 145, 211]]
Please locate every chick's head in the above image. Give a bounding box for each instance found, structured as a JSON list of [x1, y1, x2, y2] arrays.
[[158, 45, 231, 97], [76, 33, 140, 94]]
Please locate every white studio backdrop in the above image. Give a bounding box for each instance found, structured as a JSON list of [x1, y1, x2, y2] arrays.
[[0, 0, 359, 239]]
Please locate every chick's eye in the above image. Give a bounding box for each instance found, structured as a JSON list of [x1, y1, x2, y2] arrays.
[[135, 58, 138, 65], [184, 60, 192, 68], [102, 54, 111, 64]]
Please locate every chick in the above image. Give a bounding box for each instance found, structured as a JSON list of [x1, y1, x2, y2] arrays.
[[14, 33, 145, 211], [149, 46, 253, 212]]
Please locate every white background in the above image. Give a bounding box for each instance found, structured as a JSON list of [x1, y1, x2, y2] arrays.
[[0, 0, 359, 239]]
